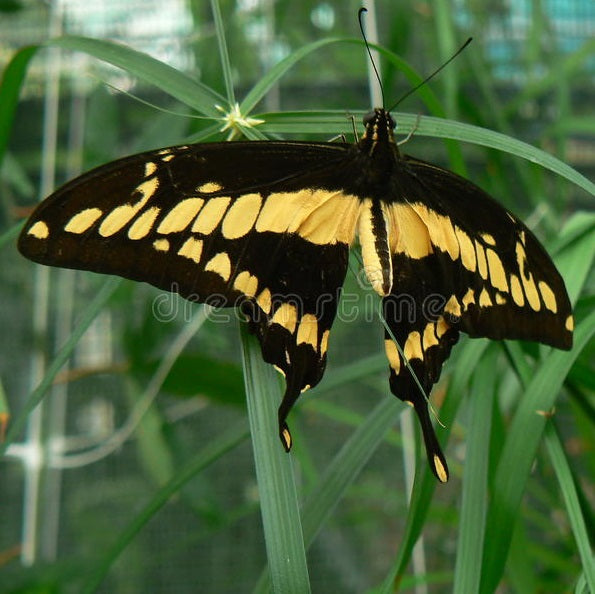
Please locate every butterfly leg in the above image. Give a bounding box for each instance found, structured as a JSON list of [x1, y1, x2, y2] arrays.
[[397, 114, 421, 146]]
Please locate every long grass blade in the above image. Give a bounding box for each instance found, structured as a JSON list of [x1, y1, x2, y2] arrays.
[[0, 45, 39, 166], [480, 308, 595, 594], [253, 395, 403, 593], [453, 349, 496, 594], [210, 0, 235, 105], [240, 323, 311, 593], [544, 422, 595, 592], [47, 36, 224, 116]]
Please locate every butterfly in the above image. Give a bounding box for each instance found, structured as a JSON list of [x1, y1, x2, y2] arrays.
[[18, 106, 573, 482]]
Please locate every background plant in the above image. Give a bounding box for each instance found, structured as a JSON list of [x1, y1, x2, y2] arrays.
[[0, 0, 593, 592]]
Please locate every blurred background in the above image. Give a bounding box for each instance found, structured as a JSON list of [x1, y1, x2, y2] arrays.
[[1, 0, 593, 592]]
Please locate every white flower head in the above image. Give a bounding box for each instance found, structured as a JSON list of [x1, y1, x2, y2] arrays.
[[216, 103, 264, 139]]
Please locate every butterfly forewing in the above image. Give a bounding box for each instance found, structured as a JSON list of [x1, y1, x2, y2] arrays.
[[18, 140, 367, 450], [19, 108, 573, 481]]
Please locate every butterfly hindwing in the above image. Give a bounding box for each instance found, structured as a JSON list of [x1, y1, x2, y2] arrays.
[[377, 150, 573, 481], [398, 155, 573, 346]]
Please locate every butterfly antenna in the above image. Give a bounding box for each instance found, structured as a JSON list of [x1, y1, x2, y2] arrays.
[[358, 7, 385, 108], [389, 37, 472, 111]]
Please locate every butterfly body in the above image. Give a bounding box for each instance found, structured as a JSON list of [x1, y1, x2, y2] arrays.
[[19, 108, 573, 482]]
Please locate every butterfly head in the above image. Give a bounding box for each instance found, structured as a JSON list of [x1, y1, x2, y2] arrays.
[[361, 108, 397, 147]]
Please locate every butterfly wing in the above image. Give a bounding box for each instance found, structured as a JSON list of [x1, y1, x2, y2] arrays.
[[380, 154, 573, 482], [18, 140, 366, 448]]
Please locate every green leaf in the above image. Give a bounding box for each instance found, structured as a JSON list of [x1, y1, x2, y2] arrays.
[[253, 391, 403, 593], [453, 349, 496, 594], [48, 36, 224, 117], [407, 116, 595, 197], [0, 45, 39, 166], [544, 423, 595, 592], [210, 0, 235, 106], [240, 323, 311, 593], [240, 38, 345, 114], [480, 308, 595, 594]]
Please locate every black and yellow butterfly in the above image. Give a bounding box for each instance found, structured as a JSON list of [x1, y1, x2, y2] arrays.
[[18, 106, 573, 482]]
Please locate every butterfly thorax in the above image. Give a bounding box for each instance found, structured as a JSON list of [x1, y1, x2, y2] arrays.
[[351, 108, 403, 297], [355, 108, 401, 192]]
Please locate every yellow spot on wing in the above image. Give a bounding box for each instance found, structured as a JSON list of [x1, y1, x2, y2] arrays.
[[384, 339, 401, 373], [455, 226, 476, 272], [479, 288, 492, 307], [271, 303, 298, 334], [486, 249, 508, 292], [462, 288, 475, 308], [204, 252, 232, 281], [191, 197, 231, 234], [404, 331, 423, 361], [434, 455, 448, 483], [256, 288, 272, 315], [411, 203, 460, 260], [522, 275, 540, 311], [144, 162, 157, 177], [281, 427, 292, 451], [27, 220, 49, 239], [565, 315, 574, 332], [510, 274, 525, 307], [153, 238, 170, 252], [255, 191, 310, 233], [297, 191, 360, 245], [475, 241, 488, 279], [99, 177, 159, 237], [233, 270, 259, 297], [157, 198, 205, 234], [388, 204, 432, 258], [255, 189, 360, 245], [197, 181, 223, 194], [128, 207, 161, 239], [65, 208, 103, 234], [99, 206, 136, 237], [538, 281, 557, 314], [422, 323, 439, 350], [523, 276, 541, 311], [445, 295, 462, 318], [481, 233, 496, 246], [222, 193, 262, 239], [320, 329, 330, 355], [296, 314, 318, 349], [436, 317, 449, 338], [177, 237, 203, 263], [136, 177, 160, 201], [515, 242, 540, 310]]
